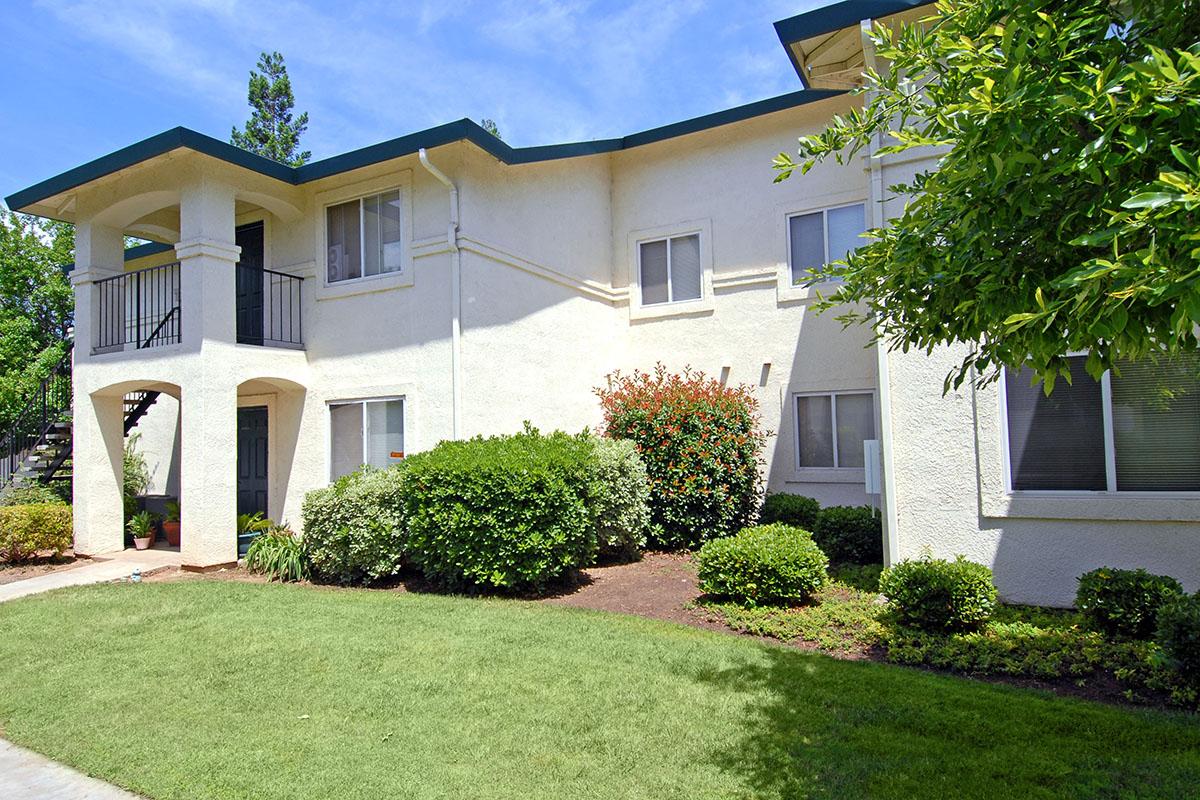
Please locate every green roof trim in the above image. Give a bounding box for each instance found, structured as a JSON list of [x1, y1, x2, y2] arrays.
[[6, 89, 844, 213]]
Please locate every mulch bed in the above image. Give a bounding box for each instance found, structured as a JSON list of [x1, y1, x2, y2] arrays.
[[0, 553, 82, 586]]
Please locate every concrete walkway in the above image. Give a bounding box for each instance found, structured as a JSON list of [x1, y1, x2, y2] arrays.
[[0, 547, 182, 603], [0, 739, 143, 799]]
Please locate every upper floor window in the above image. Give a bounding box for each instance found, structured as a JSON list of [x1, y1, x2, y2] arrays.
[[1004, 354, 1200, 492], [326, 190, 402, 283], [788, 203, 865, 285], [796, 391, 876, 469], [639, 233, 701, 305]]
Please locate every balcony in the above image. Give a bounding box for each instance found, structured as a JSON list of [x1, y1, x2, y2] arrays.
[[92, 262, 304, 354]]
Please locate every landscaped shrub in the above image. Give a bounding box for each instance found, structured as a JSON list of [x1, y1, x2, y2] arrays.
[[595, 364, 766, 549], [880, 555, 997, 632], [0, 503, 72, 562], [301, 466, 408, 586], [812, 505, 882, 565], [759, 493, 819, 530], [403, 428, 598, 591], [0, 484, 68, 507], [245, 525, 309, 583], [696, 524, 828, 607], [1076, 567, 1184, 639], [590, 437, 650, 560], [1155, 592, 1200, 691]]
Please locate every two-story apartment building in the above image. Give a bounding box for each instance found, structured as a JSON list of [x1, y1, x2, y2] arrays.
[[6, 0, 1198, 605]]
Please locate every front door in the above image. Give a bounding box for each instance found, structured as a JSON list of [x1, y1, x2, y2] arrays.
[[235, 221, 265, 345], [236, 405, 269, 556]]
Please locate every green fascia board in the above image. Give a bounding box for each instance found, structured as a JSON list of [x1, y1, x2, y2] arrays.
[[773, 0, 935, 86], [6, 89, 845, 213]]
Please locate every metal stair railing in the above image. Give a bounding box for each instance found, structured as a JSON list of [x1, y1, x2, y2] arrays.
[[0, 346, 73, 488]]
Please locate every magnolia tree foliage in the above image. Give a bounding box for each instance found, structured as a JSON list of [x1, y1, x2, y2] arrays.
[[230, 51, 311, 167], [774, 0, 1200, 390]]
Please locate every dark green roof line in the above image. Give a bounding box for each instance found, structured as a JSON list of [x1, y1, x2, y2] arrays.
[[6, 89, 844, 213], [774, 0, 935, 86], [59, 240, 175, 275]]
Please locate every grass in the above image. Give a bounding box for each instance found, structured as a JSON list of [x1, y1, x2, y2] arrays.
[[0, 581, 1198, 799]]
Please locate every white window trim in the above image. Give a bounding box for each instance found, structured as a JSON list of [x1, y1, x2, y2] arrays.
[[776, 193, 867, 304], [326, 395, 406, 481], [999, 366, 1200, 497], [793, 390, 877, 474], [627, 219, 714, 320], [314, 171, 414, 301]]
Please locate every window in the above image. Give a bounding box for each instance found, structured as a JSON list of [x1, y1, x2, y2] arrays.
[[329, 398, 405, 480], [788, 203, 866, 284], [639, 233, 701, 305], [1004, 354, 1200, 492], [795, 391, 876, 468], [326, 190, 402, 283]]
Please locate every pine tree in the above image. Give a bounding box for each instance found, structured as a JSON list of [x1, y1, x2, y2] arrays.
[[230, 51, 311, 166]]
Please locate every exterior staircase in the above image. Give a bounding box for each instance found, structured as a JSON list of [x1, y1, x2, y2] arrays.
[[0, 347, 159, 492]]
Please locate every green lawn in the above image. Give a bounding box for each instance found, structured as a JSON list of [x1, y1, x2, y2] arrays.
[[0, 581, 1197, 799]]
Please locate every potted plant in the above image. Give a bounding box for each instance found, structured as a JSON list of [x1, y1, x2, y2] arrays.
[[128, 511, 156, 551], [163, 500, 181, 547]]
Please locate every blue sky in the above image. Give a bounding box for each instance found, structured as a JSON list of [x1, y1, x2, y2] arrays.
[[0, 0, 827, 200]]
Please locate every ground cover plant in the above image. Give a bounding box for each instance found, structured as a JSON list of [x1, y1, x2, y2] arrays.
[[1, 580, 1198, 800]]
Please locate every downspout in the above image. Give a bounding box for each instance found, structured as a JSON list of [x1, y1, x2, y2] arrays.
[[418, 148, 463, 440], [861, 18, 901, 566]]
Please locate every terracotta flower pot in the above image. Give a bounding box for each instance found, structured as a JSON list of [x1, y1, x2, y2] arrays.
[[133, 536, 151, 551], [163, 521, 181, 547]]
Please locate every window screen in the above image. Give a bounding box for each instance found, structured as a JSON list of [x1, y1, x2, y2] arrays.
[[1111, 355, 1200, 491], [639, 240, 669, 305], [797, 395, 834, 467]]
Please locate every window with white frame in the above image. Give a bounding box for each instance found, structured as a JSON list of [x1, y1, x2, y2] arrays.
[[1004, 354, 1200, 492], [788, 203, 866, 285], [638, 233, 702, 305], [329, 398, 405, 480], [326, 190, 403, 283], [795, 391, 876, 468]]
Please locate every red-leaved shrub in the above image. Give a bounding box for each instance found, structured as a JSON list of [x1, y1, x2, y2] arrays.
[[595, 364, 766, 549]]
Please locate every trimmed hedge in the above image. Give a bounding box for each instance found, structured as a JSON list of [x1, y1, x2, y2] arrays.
[[759, 493, 819, 530], [403, 429, 599, 591], [301, 466, 408, 585], [812, 505, 883, 565], [591, 438, 651, 560], [1076, 567, 1184, 639], [0, 503, 72, 562], [880, 556, 997, 632], [697, 523, 829, 606], [1156, 593, 1200, 691], [596, 365, 766, 549]]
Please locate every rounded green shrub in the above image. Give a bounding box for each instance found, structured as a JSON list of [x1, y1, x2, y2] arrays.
[[1156, 592, 1200, 690], [596, 364, 767, 550], [0, 503, 72, 563], [590, 438, 650, 560], [696, 523, 829, 606], [880, 555, 997, 632], [812, 505, 883, 565], [1076, 567, 1184, 639], [301, 466, 408, 586], [403, 428, 598, 591], [759, 493, 819, 530]]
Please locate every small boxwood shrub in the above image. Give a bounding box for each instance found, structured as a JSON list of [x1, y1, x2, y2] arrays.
[[301, 466, 408, 586], [812, 505, 883, 565], [696, 523, 829, 606], [0, 503, 72, 563], [880, 555, 997, 632], [1076, 567, 1184, 639], [759, 493, 819, 530], [596, 364, 766, 549], [1156, 593, 1200, 692], [403, 428, 598, 591], [590, 438, 650, 560]]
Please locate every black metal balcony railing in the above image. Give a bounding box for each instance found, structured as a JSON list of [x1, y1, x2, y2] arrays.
[[236, 265, 304, 348], [93, 262, 181, 353]]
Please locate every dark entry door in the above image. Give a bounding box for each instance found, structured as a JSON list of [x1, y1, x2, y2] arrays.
[[235, 221, 265, 345], [236, 405, 269, 556]]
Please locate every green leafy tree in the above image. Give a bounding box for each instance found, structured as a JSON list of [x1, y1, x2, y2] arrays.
[[775, 0, 1200, 391], [230, 51, 311, 166], [0, 212, 73, 424], [480, 118, 502, 139]]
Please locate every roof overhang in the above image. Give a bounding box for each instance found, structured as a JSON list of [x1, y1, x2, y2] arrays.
[[774, 0, 936, 89]]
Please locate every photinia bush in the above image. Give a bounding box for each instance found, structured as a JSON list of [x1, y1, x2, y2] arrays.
[[595, 364, 766, 549]]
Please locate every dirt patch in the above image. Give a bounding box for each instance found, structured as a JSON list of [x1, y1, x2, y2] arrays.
[[0, 554, 83, 586], [544, 552, 707, 624]]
